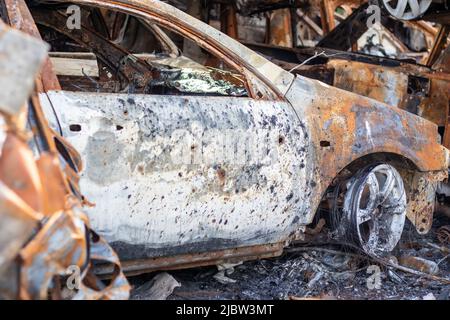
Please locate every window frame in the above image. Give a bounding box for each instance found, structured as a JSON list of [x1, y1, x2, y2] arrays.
[[62, 0, 285, 100]]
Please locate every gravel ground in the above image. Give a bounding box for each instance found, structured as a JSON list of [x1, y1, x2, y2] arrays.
[[129, 215, 450, 300]]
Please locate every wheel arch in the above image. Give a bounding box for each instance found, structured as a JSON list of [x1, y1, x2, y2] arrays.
[[313, 151, 445, 235]]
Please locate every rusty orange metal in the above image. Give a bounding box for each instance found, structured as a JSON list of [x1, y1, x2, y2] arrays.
[[0, 3, 130, 299], [220, 3, 239, 40], [268, 8, 293, 47], [96, 242, 284, 277], [328, 59, 450, 129]]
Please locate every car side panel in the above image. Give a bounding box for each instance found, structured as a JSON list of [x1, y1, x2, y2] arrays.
[[41, 91, 313, 260]]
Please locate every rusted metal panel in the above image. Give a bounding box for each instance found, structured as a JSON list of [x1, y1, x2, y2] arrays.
[[95, 242, 285, 277], [0, 175, 41, 279], [268, 8, 293, 47], [242, 20, 449, 130], [319, 0, 336, 34], [411, 78, 449, 127], [220, 3, 239, 40], [19, 209, 130, 299], [330, 59, 409, 108], [427, 25, 450, 68], [404, 170, 447, 234], [285, 76, 449, 230], [328, 59, 450, 127], [0, 26, 47, 265]]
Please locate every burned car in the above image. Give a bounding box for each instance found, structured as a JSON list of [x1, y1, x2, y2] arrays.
[[3, 0, 448, 276]]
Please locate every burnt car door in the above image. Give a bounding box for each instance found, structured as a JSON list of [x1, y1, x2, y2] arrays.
[[35, 2, 312, 261]]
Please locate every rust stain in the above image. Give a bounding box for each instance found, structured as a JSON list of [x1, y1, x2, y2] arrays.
[[95, 242, 284, 277]]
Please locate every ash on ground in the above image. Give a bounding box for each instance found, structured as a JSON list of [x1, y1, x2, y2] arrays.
[[130, 215, 450, 300]]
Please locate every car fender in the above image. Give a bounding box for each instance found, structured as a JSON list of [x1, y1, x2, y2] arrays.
[[286, 76, 449, 231]]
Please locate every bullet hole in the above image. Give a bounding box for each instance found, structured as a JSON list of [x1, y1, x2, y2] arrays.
[[286, 192, 294, 201], [178, 172, 183, 177], [116, 125, 124, 131], [320, 140, 331, 147], [278, 135, 285, 145], [69, 124, 82, 132], [123, 110, 129, 116]]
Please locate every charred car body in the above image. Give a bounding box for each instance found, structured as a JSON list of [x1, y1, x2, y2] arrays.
[[1, 0, 449, 278]]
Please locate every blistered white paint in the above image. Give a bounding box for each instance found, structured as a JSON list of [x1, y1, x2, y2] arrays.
[[43, 91, 312, 256]]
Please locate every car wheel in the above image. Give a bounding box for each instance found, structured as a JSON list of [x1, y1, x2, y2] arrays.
[[381, 0, 432, 20], [342, 164, 407, 256]]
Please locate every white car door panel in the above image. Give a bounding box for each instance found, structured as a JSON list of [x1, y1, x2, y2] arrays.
[[42, 91, 311, 259]]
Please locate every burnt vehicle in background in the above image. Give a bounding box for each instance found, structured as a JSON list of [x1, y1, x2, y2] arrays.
[[2, 0, 448, 277]]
